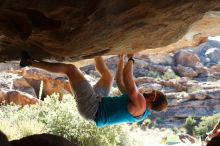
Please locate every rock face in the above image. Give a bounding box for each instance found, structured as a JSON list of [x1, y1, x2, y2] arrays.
[[1, 0, 220, 62], [0, 67, 72, 105], [0, 73, 39, 106], [0, 131, 78, 146], [10, 133, 78, 146]]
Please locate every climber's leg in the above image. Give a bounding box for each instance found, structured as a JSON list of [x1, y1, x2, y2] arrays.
[[27, 59, 99, 121], [93, 56, 114, 97]]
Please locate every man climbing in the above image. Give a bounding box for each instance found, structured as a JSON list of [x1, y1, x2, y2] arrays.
[[20, 52, 167, 128]]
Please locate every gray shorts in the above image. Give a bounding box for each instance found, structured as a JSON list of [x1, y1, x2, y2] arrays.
[[72, 80, 110, 121]]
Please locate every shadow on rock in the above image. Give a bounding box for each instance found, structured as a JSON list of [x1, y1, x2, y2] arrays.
[[10, 134, 78, 146], [0, 131, 78, 146], [0, 131, 10, 146]]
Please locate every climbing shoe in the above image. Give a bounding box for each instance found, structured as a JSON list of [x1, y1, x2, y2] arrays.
[[20, 51, 32, 67]]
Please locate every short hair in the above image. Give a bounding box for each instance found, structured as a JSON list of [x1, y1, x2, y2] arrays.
[[143, 90, 168, 111]]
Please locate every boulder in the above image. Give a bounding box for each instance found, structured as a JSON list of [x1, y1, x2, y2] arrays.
[[192, 91, 207, 100], [0, 68, 72, 104], [13, 68, 72, 99], [210, 64, 220, 72], [179, 134, 196, 144], [12, 77, 37, 97], [195, 66, 209, 77], [174, 50, 202, 68], [0, 131, 78, 146], [160, 80, 186, 92], [155, 98, 220, 120], [0, 90, 39, 106], [1, 1, 220, 62], [194, 42, 213, 65], [194, 37, 220, 67], [137, 83, 162, 92], [135, 77, 155, 85], [41, 79, 71, 100], [207, 89, 220, 99], [205, 47, 220, 64], [10, 133, 78, 146], [145, 53, 174, 66], [208, 36, 220, 47], [175, 65, 198, 78], [0, 72, 39, 105]]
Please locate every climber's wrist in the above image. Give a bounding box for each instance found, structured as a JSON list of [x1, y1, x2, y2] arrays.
[[128, 58, 134, 64]]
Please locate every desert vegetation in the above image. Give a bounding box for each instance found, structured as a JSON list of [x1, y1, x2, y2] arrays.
[[0, 93, 219, 146]]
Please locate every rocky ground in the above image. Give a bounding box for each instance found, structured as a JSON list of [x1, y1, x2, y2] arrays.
[[127, 127, 202, 146]]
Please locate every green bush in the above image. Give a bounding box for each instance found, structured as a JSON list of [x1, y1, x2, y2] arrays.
[[145, 69, 179, 81], [194, 114, 220, 139], [146, 70, 160, 78], [161, 69, 179, 80], [40, 94, 127, 146], [0, 93, 130, 146], [184, 114, 220, 140], [142, 119, 152, 128], [187, 85, 203, 94], [0, 104, 45, 140], [184, 116, 197, 135]]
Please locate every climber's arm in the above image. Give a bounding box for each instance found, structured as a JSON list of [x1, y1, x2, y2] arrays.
[[116, 55, 127, 94], [123, 54, 144, 105]]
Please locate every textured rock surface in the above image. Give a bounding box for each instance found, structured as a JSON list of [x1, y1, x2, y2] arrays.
[[0, 67, 72, 105], [10, 133, 78, 146], [0, 90, 39, 106], [0, 73, 39, 106], [0, 0, 220, 62], [1, 131, 78, 146]]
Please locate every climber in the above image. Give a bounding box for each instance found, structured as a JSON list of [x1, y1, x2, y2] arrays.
[[20, 52, 167, 127]]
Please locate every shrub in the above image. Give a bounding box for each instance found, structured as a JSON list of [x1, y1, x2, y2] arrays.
[[194, 114, 220, 139], [156, 117, 163, 124], [184, 116, 197, 135], [161, 69, 179, 80], [142, 119, 152, 128], [0, 93, 130, 146], [40, 94, 127, 146], [187, 85, 203, 94], [146, 71, 160, 78], [0, 104, 45, 140]]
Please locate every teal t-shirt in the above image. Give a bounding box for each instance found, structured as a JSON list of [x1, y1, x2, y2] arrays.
[[95, 94, 151, 128]]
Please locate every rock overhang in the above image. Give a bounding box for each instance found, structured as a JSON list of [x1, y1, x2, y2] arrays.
[[0, 0, 220, 62]]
